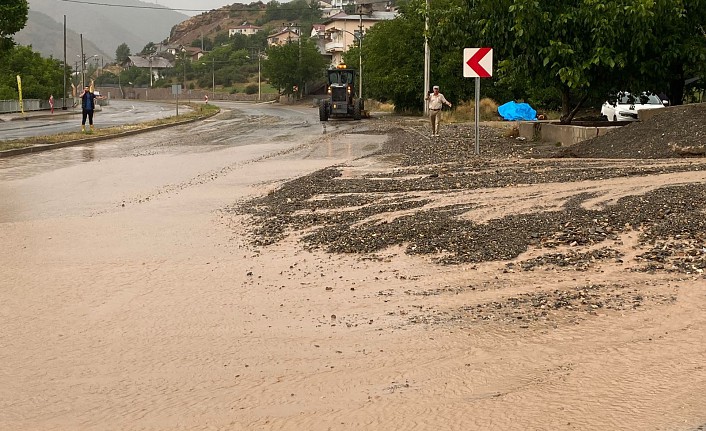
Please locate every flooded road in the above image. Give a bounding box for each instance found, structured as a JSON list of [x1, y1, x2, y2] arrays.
[[0, 100, 392, 430], [0, 101, 371, 222], [0, 100, 185, 141]]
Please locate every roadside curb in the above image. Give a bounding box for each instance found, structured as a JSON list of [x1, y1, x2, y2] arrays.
[[0, 109, 220, 158], [0, 110, 78, 122]]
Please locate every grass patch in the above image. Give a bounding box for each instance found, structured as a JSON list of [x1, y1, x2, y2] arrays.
[[446, 97, 502, 123], [365, 99, 395, 112], [0, 103, 219, 152]]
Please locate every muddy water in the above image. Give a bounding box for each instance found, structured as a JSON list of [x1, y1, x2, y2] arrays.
[[0, 102, 371, 222], [2, 103, 705, 431]]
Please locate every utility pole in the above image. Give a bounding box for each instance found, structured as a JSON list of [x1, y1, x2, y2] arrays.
[[284, 22, 302, 98], [63, 15, 67, 110], [423, 0, 430, 114], [80, 33, 85, 88], [358, 15, 363, 100]]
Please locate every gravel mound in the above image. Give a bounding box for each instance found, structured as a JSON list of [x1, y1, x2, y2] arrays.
[[559, 103, 706, 159], [232, 105, 706, 275]]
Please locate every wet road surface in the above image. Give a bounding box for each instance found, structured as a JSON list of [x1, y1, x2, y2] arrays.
[[0, 100, 377, 222], [0, 99, 188, 141]]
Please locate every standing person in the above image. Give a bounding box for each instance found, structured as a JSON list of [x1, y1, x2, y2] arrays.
[[426, 85, 452, 137], [79, 86, 104, 132], [49, 94, 54, 114]]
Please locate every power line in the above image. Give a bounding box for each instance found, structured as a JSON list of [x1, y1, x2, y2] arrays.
[[58, 0, 392, 13], [59, 0, 204, 12]]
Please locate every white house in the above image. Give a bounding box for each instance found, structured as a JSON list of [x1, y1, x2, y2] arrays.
[[229, 24, 262, 37]]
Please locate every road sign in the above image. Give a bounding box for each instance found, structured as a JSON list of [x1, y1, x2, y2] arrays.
[[463, 47, 493, 78]]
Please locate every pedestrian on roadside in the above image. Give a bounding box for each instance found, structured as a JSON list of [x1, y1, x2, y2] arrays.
[[49, 94, 54, 114], [204, 94, 209, 104], [426, 85, 452, 137], [79, 86, 104, 132]]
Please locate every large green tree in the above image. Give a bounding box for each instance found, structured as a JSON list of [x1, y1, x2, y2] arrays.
[[262, 37, 326, 96], [630, 0, 706, 104], [115, 42, 131, 64], [0, 45, 63, 99], [354, 3, 426, 111], [463, 0, 706, 119], [0, 0, 28, 51]]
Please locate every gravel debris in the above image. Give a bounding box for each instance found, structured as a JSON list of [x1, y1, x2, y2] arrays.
[[233, 104, 706, 278]]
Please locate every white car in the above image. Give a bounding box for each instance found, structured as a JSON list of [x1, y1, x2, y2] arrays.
[[601, 91, 667, 121]]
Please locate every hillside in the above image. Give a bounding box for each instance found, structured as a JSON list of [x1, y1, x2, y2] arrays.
[[168, 3, 267, 47], [15, 10, 111, 63], [25, 0, 188, 58]]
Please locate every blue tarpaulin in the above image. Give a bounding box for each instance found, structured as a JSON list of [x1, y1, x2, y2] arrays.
[[498, 101, 537, 121]]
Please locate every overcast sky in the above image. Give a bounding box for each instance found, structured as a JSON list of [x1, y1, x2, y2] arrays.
[[147, 1, 245, 16]]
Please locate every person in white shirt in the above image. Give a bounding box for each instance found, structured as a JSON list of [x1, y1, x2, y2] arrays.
[[426, 85, 452, 137]]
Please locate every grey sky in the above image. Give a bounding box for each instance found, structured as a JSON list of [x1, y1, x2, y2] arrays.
[[147, 1, 241, 16]]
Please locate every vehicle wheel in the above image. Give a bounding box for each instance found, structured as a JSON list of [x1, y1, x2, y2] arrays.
[[613, 115, 617, 122], [353, 99, 362, 120], [319, 101, 329, 121]]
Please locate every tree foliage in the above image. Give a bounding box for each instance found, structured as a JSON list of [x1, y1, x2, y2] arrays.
[[0, 45, 63, 99], [359, 0, 706, 119], [262, 37, 327, 96], [352, 11, 425, 111], [115, 43, 131, 64], [260, 0, 321, 30], [0, 0, 28, 51], [462, 0, 706, 119]]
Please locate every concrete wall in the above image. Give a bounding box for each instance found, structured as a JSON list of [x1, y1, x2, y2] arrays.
[[518, 121, 622, 146], [0, 99, 71, 113], [96, 86, 279, 103]]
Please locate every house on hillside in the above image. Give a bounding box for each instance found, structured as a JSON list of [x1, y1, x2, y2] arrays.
[[229, 24, 262, 37], [311, 24, 326, 38], [267, 27, 300, 46], [163, 45, 204, 61], [124, 55, 174, 82], [322, 10, 398, 66]]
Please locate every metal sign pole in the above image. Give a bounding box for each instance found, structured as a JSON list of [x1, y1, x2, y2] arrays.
[[475, 77, 480, 155]]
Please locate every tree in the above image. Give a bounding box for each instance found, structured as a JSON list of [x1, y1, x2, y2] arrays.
[[0, 45, 63, 99], [355, 6, 426, 111], [458, 0, 706, 120], [262, 37, 326, 96], [115, 43, 131, 64], [140, 42, 157, 56], [629, 0, 706, 105], [0, 0, 28, 51]]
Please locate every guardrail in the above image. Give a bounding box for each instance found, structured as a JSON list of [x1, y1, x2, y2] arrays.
[[0, 99, 71, 113]]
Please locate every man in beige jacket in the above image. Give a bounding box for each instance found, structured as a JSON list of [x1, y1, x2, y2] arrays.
[[426, 85, 452, 137]]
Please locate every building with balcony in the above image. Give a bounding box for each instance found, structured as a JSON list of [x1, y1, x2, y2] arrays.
[[322, 10, 397, 66]]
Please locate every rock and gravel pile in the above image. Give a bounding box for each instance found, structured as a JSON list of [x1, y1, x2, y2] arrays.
[[235, 104, 706, 277], [559, 103, 706, 159]]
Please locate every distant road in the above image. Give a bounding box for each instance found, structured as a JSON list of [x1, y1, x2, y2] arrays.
[[0, 100, 188, 141]]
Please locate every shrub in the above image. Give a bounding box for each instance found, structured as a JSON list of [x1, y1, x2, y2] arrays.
[[244, 84, 258, 94]]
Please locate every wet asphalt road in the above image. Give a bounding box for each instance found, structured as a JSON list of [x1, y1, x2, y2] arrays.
[[0, 100, 371, 223], [0, 99, 186, 141]]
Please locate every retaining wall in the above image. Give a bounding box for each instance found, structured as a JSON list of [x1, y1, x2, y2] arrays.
[[518, 121, 622, 146]]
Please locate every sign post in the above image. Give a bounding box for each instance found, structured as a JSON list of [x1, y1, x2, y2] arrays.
[[463, 47, 493, 155], [16, 75, 25, 115], [172, 84, 182, 116]]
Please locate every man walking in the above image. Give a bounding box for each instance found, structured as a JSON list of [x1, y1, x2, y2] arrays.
[[426, 85, 452, 137], [79, 86, 104, 132]]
